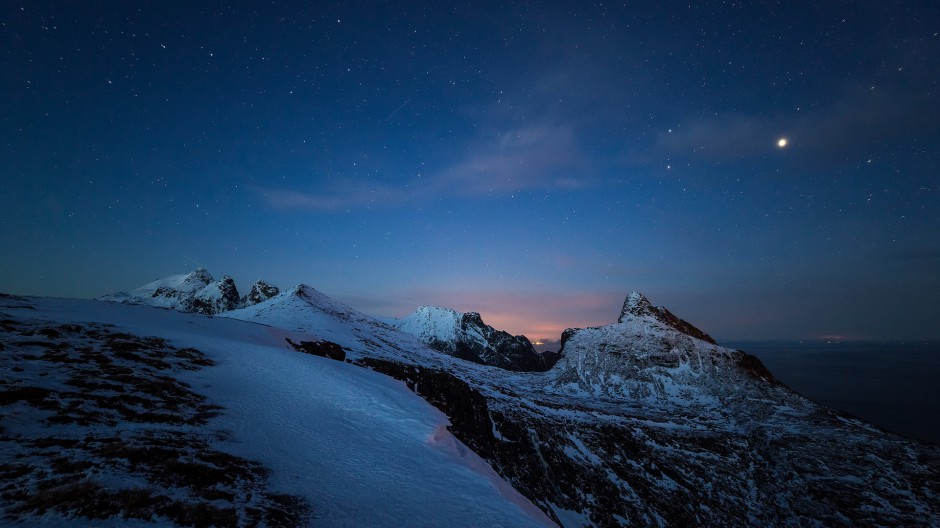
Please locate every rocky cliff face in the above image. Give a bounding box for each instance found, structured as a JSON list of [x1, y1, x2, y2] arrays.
[[191, 275, 241, 315], [393, 305, 558, 372]]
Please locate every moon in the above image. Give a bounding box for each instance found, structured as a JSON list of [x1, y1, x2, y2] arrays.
[[777, 138, 788, 148]]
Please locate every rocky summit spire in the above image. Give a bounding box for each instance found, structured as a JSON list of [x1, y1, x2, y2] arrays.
[[618, 291, 716, 344], [245, 280, 280, 306], [619, 291, 656, 321]]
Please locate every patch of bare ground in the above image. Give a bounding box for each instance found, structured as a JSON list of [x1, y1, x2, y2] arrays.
[[0, 317, 309, 526]]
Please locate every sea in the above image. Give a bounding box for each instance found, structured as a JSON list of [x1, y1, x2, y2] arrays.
[[727, 340, 940, 445]]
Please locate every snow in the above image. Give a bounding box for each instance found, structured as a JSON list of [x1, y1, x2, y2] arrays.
[[394, 305, 463, 344], [1, 296, 555, 527], [98, 267, 215, 310]]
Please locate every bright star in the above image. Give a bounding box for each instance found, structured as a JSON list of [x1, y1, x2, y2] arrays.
[[777, 138, 788, 148]]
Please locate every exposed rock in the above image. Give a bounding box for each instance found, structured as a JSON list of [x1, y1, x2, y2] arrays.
[[100, 270, 279, 315], [285, 338, 347, 362], [619, 291, 716, 344], [394, 305, 559, 372], [244, 280, 280, 306], [191, 276, 241, 315]]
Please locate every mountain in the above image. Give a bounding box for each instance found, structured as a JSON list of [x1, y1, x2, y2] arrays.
[[100, 268, 273, 315], [224, 286, 939, 527], [0, 293, 553, 527], [393, 305, 558, 371], [17, 276, 940, 527], [618, 291, 717, 344], [243, 279, 280, 306]]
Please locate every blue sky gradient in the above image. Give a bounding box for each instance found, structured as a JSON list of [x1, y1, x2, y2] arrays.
[[3, 1, 939, 341]]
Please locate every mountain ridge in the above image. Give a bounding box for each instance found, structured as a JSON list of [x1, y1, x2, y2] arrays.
[[83, 268, 940, 526], [392, 304, 559, 371], [99, 268, 280, 315]]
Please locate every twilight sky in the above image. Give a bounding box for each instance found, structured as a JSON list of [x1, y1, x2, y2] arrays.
[[2, 2, 939, 342]]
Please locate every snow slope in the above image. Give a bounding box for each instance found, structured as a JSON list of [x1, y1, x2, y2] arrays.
[[0, 293, 554, 527]]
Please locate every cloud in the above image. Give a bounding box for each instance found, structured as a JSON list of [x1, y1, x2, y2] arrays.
[[258, 67, 611, 212], [437, 123, 590, 194], [257, 181, 409, 212], [259, 120, 593, 212]]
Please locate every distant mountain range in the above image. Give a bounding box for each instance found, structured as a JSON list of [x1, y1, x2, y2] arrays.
[[98, 267, 280, 314], [0, 268, 935, 527]]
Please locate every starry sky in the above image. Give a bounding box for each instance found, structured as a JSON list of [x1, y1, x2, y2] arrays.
[[2, 1, 939, 342]]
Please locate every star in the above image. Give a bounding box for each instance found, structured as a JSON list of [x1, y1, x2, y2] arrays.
[[777, 138, 788, 148]]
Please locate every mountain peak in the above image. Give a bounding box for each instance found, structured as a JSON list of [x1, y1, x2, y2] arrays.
[[187, 267, 214, 282], [245, 280, 280, 306], [617, 291, 716, 344], [415, 305, 461, 317], [393, 306, 556, 372], [619, 291, 655, 320], [289, 284, 316, 297]]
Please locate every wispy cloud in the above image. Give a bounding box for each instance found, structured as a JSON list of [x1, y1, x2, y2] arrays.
[[259, 120, 592, 212], [259, 67, 609, 212], [437, 123, 590, 194], [257, 181, 409, 212]]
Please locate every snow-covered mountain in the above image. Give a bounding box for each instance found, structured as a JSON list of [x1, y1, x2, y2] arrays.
[[0, 292, 553, 527], [224, 285, 938, 527], [99, 268, 278, 314], [392, 305, 558, 371], [7, 275, 940, 527]]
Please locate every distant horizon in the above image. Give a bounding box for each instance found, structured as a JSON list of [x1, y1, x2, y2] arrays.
[[5, 265, 939, 345]]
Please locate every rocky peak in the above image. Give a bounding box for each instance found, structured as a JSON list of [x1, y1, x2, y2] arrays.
[[191, 275, 241, 315], [290, 284, 316, 300], [460, 311, 486, 329], [394, 306, 558, 372], [619, 291, 656, 320], [618, 291, 716, 344], [245, 280, 280, 306], [189, 267, 213, 283]]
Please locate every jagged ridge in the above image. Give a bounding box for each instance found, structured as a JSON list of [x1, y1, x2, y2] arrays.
[[99, 268, 279, 315], [393, 305, 559, 372]]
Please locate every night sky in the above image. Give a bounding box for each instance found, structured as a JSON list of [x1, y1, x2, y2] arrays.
[[3, 2, 939, 342]]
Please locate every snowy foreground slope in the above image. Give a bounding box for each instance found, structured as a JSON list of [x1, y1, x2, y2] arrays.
[[0, 293, 553, 527], [6, 275, 940, 527]]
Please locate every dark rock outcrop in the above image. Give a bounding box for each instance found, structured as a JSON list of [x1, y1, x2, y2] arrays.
[[285, 338, 347, 362], [244, 280, 280, 306], [192, 276, 241, 315]]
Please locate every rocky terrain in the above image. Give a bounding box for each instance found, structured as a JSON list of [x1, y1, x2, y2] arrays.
[[99, 268, 280, 315], [392, 305, 559, 371]]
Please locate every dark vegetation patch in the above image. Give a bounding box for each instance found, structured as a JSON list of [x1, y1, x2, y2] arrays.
[[0, 318, 310, 526], [285, 337, 347, 361]]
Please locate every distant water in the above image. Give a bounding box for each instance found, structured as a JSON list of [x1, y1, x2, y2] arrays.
[[726, 341, 940, 445]]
